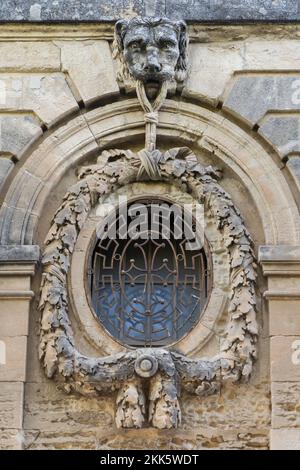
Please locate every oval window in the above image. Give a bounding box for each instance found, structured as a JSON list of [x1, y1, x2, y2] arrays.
[[89, 199, 211, 347]]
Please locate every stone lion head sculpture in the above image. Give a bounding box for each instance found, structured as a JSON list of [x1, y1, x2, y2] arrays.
[[113, 16, 188, 95]]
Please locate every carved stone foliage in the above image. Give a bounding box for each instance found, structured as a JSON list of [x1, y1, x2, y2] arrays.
[[39, 146, 258, 428], [39, 15, 258, 429]]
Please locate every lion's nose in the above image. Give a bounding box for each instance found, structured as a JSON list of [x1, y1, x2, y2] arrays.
[[144, 52, 162, 73]]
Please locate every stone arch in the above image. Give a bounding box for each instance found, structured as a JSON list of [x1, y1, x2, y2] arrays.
[[0, 99, 299, 246]]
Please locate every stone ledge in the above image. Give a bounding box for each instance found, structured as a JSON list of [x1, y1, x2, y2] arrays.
[[0, 1, 299, 23], [260, 245, 300, 262], [0, 245, 40, 262], [270, 336, 300, 382], [259, 245, 300, 276]]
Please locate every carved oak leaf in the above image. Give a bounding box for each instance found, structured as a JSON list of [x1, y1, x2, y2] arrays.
[[116, 381, 146, 429], [161, 159, 186, 177], [149, 374, 181, 429], [57, 252, 70, 274], [172, 353, 220, 377], [56, 305, 72, 334], [226, 321, 246, 342], [75, 199, 91, 229], [58, 359, 74, 378], [42, 241, 63, 267], [56, 335, 74, 357], [230, 286, 255, 315], [235, 335, 256, 360], [44, 223, 60, 244], [60, 224, 77, 251], [245, 308, 259, 335], [47, 285, 63, 306], [43, 338, 58, 378], [102, 148, 136, 162], [231, 270, 246, 289], [69, 180, 89, 197], [211, 200, 231, 221], [231, 246, 245, 268], [54, 206, 75, 226], [39, 276, 52, 309], [227, 214, 242, 231], [74, 197, 88, 214], [161, 146, 192, 163], [77, 150, 135, 180], [196, 166, 222, 180], [41, 304, 60, 330], [245, 264, 257, 282], [94, 181, 110, 196]]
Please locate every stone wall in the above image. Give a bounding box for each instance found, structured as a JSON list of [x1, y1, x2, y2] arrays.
[[0, 1, 299, 22], [0, 13, 300, 450]]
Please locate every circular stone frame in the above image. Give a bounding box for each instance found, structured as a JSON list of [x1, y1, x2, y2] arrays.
[[70, 183, 230, 356]]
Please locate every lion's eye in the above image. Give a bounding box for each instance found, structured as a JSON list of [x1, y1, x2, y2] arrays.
[[129, 41, 141, 50], [160, 40, 175, 49]]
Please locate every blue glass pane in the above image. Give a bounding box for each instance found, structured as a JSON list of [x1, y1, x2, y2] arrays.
[[91, 201, 209, 346]]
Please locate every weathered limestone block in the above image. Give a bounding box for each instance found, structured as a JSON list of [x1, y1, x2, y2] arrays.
[[0, 0, 299, 22], [0, 336, 27, 382], [23, 384, 270, 449], [269, 300, 300, 336], [0, 429, 23, 450], [23, 382, 114, 432], [272, 382, 300, 429], [270, 336, 300, 382], [0, 114, 42, 158], [287, 156, 300, 193], [184, 43, 243, 105], [0, 244, 40, 262], [0, 158, 14, 192], [0, 42, 60, 71], [0, 254, 37, 385], [224, 76, 300, 125], [0, 382, 24, 429], [1, 170, 44, 212], [271, 429, 300, 450], [59, 40, 119, 104], [0, 300, 30, 337], [0, 73, 79, 126], [244, 40, 300, 70], [259, 245, 300, 264], [184, 40, 300, 107], [0, 115, 99, 245], [259, 116, 300, 157], [167, 1, 300, 22]]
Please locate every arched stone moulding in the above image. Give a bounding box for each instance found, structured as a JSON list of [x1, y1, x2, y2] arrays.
[[0, 100, 299, 247], [70, 182, 230, 356]]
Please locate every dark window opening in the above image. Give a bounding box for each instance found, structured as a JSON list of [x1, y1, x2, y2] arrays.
[[89, 199, 211, 347]]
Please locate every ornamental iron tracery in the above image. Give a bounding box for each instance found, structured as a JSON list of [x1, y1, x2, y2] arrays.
[[90, 200, 210, 347]]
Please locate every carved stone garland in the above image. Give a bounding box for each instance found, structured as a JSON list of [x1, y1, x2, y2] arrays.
[[39, 145, 258, 429], [39, 16, 257, 429]]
